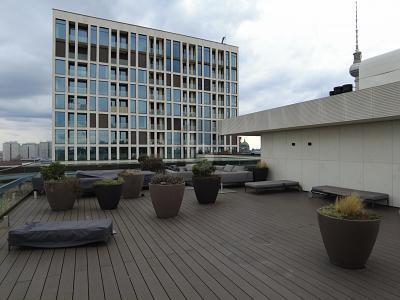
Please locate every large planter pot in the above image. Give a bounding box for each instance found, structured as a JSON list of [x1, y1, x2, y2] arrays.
[[149, 183, 185, 218], [44, 180, 76, 211], [121, 173, 144, 199], [94, 184, 123, 210], [253, 168, 268, 181], [317, 211, 381, 269], [192, 176, 221, 204]]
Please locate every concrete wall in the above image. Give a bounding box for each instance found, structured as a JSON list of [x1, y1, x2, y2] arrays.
[[261, 120, 400, 207]]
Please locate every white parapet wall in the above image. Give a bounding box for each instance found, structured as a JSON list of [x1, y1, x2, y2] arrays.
[[260, 121, 400, 207]]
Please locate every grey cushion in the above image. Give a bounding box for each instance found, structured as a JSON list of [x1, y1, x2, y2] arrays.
[[178, 166, 186, 172], [223, 164, 235, 172], [245, 180, 299, 189], [215, 165, 224, 170], [232, 165, 246, 172], [185, 164, 194, 171]]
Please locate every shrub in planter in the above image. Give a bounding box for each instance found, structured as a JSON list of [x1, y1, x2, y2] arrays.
[[192, 160, 220, 204], [317, 194, 381, 269], [149, 173, 185, 218], [253, 160, 268, 182], [40, 162, 77, 211], [93, 178, 124, 210], [139, 156, 165, 172], [119, 170, 144, 199]]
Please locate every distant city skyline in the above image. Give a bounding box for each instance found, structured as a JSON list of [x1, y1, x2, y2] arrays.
[[1, 0, 400, 150]]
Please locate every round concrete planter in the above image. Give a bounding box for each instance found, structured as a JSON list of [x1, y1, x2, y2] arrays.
[[44, 180, 76, 211], [253, 168, 268, 182], [317, 211, 381, 269], [94, 184, 123, 210], [149, 183, 185, 218], [192, 176, 221, 204], [121, 173, 144, 199]]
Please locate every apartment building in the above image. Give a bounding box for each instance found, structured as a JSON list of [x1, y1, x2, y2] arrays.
[[52, 9, 239, 161], [2, 142, 20, 161]]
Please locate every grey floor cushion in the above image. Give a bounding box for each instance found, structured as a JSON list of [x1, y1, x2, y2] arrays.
[[8, 219, 113, 249]]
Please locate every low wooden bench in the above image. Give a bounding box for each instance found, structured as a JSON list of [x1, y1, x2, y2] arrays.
[[311, 185, 389, 207], [245, 180, 302, 193]]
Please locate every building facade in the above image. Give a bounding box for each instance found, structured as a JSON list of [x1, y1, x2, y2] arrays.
[[39, 142, 52, 160], [52, 9, 239, 161], [2, 142, 21, 161]]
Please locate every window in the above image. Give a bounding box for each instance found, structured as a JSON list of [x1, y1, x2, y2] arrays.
[[55, 59, 65, 75], [78, 26, 88, 43], [231, 52, 237, 68], [55, 147, 65, 161], [68, 113, 74, 127], [204, 92, 210, 104], [204, 120, 211, 131], [204, 65, 210, 77], [77, 96, 87, 110], [197, 63, 202, 76], [90, 26, 97, 44], [231, 69, 237, 81], [138, 116, 147, 129], [68, 79, 75, 93], [98, 97, 108, 112], [77, 64, 87, 77], [173, 89, 181, 102], [98, 81, 108, 95], [68, 130, 74, 144], [77, 147, 87, 160], [99, 147, 108, 160], [226, 82, 230, 93], [68, 96, 74, 109], [138, 34, 147, 52], [204, 106, 211, 118], [99, 130, 109, 144], [69, 24, 75, 41], [90, 64, 96, 78], [138, 100, 147, 114], [55, 19, 66, 39], [77, 80, 87, 94], [130, 100, 136, 113], [99, 27, 109, 46], [77, 113, 87, 127], [226, 95, 230, 106], [173, 59, 180, 73], [69, 63, 75, 76], [130, 33, 136, 50], [111, 31, 117, 48], [90, 130, 96, 144], [130, 115, 136, 128], [197, 46, 202, 62], [90, 80, 96, 94], [167, 132, 172, 145], [173, 41, 180, 58], [204, 47, 210, 64], [111, 115, 117, 128], [138, 85, 147, 99], [55, 94, 65, 109], [197, 92, 202, 104], [55, 129, 65, 144], [166, 59, 171, 72], [119, 68, 128, 81], [173, 104, 181, 116], [174, 132, 181, 145], [166, 103, 171, 116], [232, 83, 237, 94], [120, 33, 128, 49], [130, 68, 136, 82], [90, 96, 96, 111], [138, 70, 146, 84], [99, 65, 108, 79], [55, 77, 65, 92], [166, 40, 171, 57], [166, 88, 171, 101], [204, 133, 211, 145], [77, 130, 87, 144], [119, 84, 128, 97]]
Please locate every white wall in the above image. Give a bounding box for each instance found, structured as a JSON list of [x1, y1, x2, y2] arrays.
[[261, 120, 400, 207]]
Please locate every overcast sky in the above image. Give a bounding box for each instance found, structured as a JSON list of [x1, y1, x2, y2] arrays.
[[1, 0, 399, 150]]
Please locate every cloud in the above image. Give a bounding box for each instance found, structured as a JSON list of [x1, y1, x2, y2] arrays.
[[0, 0, 400, 150]]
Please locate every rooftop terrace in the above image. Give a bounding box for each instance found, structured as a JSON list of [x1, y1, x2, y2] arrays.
[[0, 189, 399, 299]]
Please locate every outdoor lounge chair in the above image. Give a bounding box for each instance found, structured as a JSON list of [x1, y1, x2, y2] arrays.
[[244, 180, 301, 192], [8, 219, 113, 249]]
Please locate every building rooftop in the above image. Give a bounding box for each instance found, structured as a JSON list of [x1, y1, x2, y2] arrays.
[[1, 189, 399, 299]]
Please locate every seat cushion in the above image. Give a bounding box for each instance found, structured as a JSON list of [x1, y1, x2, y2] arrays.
[[232, 165, 246, 172], [223, 164, 235, 172]]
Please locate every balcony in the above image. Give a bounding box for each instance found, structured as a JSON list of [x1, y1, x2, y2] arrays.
[[157, 139, 165, 145], [119, 107, 128, 114], [156, 80, 164, 86], [149, 139, 155, 145], [5, 182, 399, 300], [189, 98, 196, 104], [119, 122, 128, 129], [157, 124, 165, 130], [156, 109, 165, 115], [189, 112, 196, 118], [110, 106, 117, 113]]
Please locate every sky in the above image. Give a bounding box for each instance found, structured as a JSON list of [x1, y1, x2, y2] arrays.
[[1, 0, 400, 151]]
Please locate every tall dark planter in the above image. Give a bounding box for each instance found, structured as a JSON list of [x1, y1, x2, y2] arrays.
[[44, 181, 76, 211], [149, 183, 185, 218], [317, 211, 381, 269], [121, 173, 144, 199], [192, 176, 221, 204], [253, 168, 268, 182], [94, 184, 122, 210]]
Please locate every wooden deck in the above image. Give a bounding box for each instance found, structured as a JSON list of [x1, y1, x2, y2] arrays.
[[0, 188, 400, 299]]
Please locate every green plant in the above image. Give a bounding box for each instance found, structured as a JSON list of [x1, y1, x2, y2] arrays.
[[40, 162, 66, 181], [139, 156, 165, 172], [192, 160, 216, 177], [256, 160, 268, 168], [119, 169, 141, 176], [319, 193, 381, 220], [151, 173, 184, 185], [93, 177, 124, 186]]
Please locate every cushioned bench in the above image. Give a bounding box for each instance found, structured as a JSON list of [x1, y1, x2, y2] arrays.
[[311, 185, 389, 207], [245, 180, 301, 192], [8, 219, 113, 249]]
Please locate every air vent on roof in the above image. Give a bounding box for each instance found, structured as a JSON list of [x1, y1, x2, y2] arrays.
[[329, 83, 353, 96]]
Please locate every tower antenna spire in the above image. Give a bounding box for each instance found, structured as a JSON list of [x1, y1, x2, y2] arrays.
[[349, 1, 362, 90], [355, 1, 359, 51]]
